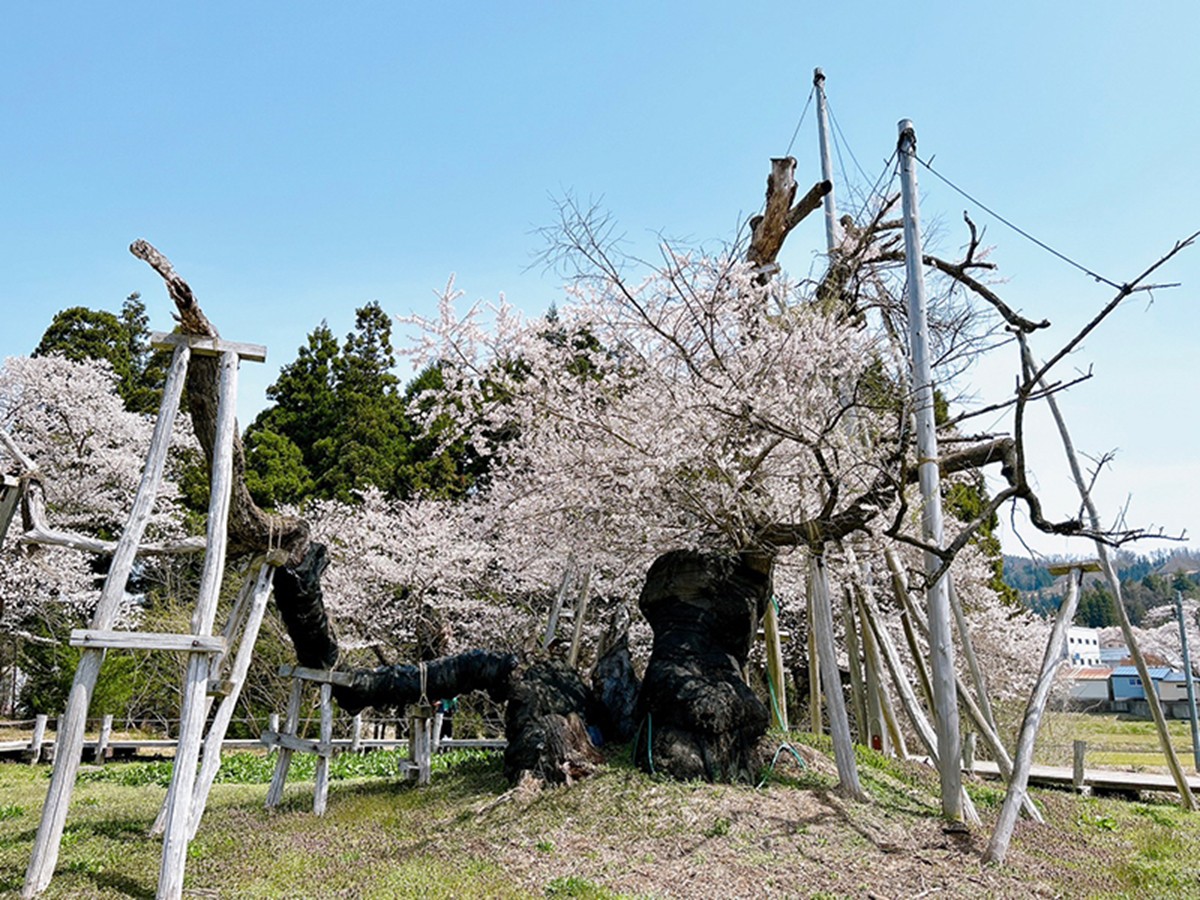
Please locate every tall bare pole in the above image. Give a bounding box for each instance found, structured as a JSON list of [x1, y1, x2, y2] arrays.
[[814, 68, 840, 252], [897, 118, 962, 822]]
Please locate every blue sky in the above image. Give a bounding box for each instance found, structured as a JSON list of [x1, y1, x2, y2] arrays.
[[2, 2, 1197, 559]]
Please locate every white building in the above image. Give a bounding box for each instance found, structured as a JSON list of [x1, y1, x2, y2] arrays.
[[1064, 626, 1102, 667]]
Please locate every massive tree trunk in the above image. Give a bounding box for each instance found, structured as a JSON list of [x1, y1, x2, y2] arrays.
[[633, 549, 773, 782]]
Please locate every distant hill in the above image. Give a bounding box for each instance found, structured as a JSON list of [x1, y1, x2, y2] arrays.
[[1004, 549, 1200, 626]]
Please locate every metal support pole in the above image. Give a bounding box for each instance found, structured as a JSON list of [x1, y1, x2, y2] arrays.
[[897, 118, 962, 822], [1175, 590, 1200, 771], [814, 68, 840, 251]]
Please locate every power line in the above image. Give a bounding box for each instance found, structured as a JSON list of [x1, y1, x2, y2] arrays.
[[915, 155, 1124, 291]]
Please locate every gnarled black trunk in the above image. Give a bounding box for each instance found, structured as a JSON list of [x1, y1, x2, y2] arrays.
[[272, 542, 340, 670], [503, 659, 602, 784], [633, 549, 772, 782], [331, 649, 519, 714]]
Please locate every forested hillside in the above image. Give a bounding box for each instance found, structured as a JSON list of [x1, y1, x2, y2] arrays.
[[1005, 550, 1200, 627]]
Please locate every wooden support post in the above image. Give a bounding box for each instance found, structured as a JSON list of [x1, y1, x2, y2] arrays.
[[268, 713, 280, 751], [810, 554, 864, 799], [313, 684, 333, 815], [1073, 740, 1087, 793], [962, 732, 976, 775], [408, 705, 433, 786], [806, 577, 822, 734], [542, 562, 574, 650], [266, 677, 304, 808], [24, 343, 191, 900], [432, 709, 444, 754], [183, 561, 275, 838], [986, 566, 1085, 864], [28, 715, 47, 765], [95, 715, 113, 764], [567, 563, 592, 668], [948, 576, 998, 735], [899, 118, 963, 824], [159, 350, 239, 900], [885, 553, 936, 721], [857, 596, 892, 755], [350, 714, 363, 753], [842, 588, 867, 744], [859, 586, 980, 826], [764, 597, 789, 732]]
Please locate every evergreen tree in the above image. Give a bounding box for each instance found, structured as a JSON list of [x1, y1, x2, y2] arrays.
[[34, 294, 167, 414]]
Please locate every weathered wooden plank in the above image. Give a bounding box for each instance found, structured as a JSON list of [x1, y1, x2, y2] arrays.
[[277, 664, 355, 687], [809, 555, 862, 799], [763, 598, 788, 732], [150, 331, 267, 363], [69, 630, 226, 654], [260, 731, 332, 756]]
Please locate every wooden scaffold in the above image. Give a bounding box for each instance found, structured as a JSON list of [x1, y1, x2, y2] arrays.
[[22, 332, 275, 900]]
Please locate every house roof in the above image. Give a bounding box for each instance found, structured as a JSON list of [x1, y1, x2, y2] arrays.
[[1163, 671, 1200, 683], [1067, 667, 1112, 680], [1111, 666, 1174, 679]]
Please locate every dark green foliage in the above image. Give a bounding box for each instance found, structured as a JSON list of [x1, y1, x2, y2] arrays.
[[1006, 550, 1200, 626], [242, 428, 313, 508], [245, 303, 483, 505], [1003, 556, 1057, 593], [16, 610, 136, 718], [34, 294, 168, 414], [943, 476, 1019, 607]]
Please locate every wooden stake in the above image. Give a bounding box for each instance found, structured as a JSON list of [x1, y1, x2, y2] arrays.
[[764, 597, 789, 731], [806, 576, 822, 734], [985, 566, 1084, 863], [266, 678, 304, 808], [95, 715, 113, 764], [28, 715, 47, 766], [842, 587, 867, 743], [859, 585, 980, 826], [810, 554, 864, 799]]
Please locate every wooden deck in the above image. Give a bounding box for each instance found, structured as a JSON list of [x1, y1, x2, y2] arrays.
[[970, 759, 1200, 795]]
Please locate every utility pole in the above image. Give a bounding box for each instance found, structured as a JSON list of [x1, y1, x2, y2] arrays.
[[897, 118, 962, 822], [813, 68, 840, 252], [1175, 590, 1200, 771]]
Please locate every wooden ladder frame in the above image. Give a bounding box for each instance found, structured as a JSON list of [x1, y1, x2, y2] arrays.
[[23, 333, 268, 900]]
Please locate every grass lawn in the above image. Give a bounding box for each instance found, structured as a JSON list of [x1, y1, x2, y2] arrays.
[[3, 739, 1200, 898]]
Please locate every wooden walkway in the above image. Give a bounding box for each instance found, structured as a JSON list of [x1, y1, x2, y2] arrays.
[[0, 736, 506, 761], [970, 759, 1200, 795]]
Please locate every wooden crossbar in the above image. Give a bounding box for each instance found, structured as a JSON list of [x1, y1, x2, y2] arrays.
[[278, 664, 356, 687], [69, 630, 226, 654], [150, 332, 267, 362]]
